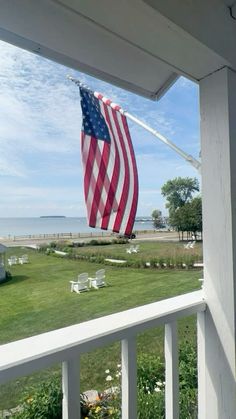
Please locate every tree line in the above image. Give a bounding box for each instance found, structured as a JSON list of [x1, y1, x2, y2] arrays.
[[152, 177, 202, 241]]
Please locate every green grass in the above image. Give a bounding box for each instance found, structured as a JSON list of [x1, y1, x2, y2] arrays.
[[73, 240, 203, 263], [0, 244, 202, 409]]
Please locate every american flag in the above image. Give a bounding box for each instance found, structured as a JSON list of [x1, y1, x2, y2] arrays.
[[79, 85, 138, 235]]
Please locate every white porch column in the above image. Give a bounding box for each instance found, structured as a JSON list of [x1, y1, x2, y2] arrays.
[[199, 67, 236, 419]]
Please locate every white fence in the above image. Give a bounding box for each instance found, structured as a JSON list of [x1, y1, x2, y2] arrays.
[[0, 291, 205, 419]]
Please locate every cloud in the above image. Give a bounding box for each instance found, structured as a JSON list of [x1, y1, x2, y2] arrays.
[[0, 157, 26, 177], [0, 42, 83, 172], [0, 40, 200, 218]]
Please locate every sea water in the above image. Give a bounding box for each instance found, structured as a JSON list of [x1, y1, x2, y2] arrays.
[[0, 217, 154, 238]]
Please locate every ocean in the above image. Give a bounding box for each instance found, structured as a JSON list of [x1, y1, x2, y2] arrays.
[[0, 217, 154, 238]]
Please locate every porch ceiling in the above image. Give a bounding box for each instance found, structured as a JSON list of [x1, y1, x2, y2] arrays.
[[0, 0, 235, 99]]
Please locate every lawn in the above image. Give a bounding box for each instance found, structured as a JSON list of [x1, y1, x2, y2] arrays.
[[0, 243, 202, 410], [72, 239, 203, 263]]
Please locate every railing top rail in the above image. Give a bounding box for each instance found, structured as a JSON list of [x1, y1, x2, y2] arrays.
[[0, 291, 205, 384]]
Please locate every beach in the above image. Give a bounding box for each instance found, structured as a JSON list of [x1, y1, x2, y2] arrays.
[[1, 230, 179, 247]]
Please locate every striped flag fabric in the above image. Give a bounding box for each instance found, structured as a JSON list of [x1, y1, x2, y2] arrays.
[[79, 85, 138, 235]]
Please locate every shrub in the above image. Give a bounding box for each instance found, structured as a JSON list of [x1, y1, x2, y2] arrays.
[[89, 255, 105, 264], [175, 255, 184, 268], [112, 239, 128, 245], [38, 244, 50, 253], [164, 256, 172, 268], [158, 257, 165, 268], [72, 242, 86, 248], [13, 377, 62, 419], [138, 390, 165, 419], [139, 259, 147, 268], [185, 254, 196, 269], [49, 241, 58, 249], [180, 388, 197, 418], [61, 246, 73, 253], [149, 258, 158, 268], [88, 240, 111, 246], [56, 240, 70, 249], [179, 341, 197, 390], [137, 354, 165, 393]]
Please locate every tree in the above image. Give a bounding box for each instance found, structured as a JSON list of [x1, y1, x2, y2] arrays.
[[188, 196, 202, 238], [168, 196, 202, 240], [151, 209, 163, 229], [161, 177, 199, 215], [161, 177, 201, 240]]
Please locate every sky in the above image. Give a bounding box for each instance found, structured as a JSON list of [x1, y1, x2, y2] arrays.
[[0, 40, 200, 218]]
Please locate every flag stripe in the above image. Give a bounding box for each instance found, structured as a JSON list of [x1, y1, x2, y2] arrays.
[[86, 140, 100, 226], [116, 112, 135, 234], [83, 136, 97, 201], [120, 114, 139, 234], [88, 140, 103, 226], [109, 107, 130, 232], [95, 142, 111, 223], [99, 101, 121, 230]]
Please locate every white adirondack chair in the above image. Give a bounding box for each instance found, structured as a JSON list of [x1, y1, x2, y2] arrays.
[[90, 269, 106, 289], [70, 272, 89, 293], [19, 254, 29, 264], [126, 245, 134, 254], [189, 241, 196, 249], [184, 242, 191, 249], [8, 256, 18, 266], [132, 245, 140, 253]]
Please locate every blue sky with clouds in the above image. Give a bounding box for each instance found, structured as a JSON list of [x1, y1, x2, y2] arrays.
[[0, 40, 200, 218]]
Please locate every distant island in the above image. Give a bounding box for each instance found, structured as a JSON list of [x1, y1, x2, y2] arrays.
[[40, 216, 66, 218]]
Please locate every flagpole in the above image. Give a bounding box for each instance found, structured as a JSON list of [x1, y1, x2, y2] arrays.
[[124, 112, 201, 173], [68, 76, 201, 173]]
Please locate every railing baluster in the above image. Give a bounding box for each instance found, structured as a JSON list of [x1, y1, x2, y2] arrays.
[[165, 321, 179, 419], [62, 356, 80, 419], [122, 336, 137, 419]]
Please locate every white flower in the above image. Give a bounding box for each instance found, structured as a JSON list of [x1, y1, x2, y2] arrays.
[[154, 387, 161, 392], [105, 369, 110, 374], [115, 372, 121, 378], [117, 364, 121, 368], [156, 381, 163, 386], [106, 375, 113, 381]]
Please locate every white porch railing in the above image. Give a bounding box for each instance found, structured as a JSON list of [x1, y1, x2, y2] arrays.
[[0, 290, 205, 419]]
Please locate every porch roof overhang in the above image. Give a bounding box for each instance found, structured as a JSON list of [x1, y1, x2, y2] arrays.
[[0, 0, 236, 99]]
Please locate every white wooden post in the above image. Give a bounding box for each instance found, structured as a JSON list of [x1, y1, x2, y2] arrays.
[[165, 321, 179, 419], [121, 337, 137, 419], [199, 67, 236, 418], [62, 356, 80, 419]]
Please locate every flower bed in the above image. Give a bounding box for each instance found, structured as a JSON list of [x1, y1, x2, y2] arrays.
[[13, 338, 197, 418]]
